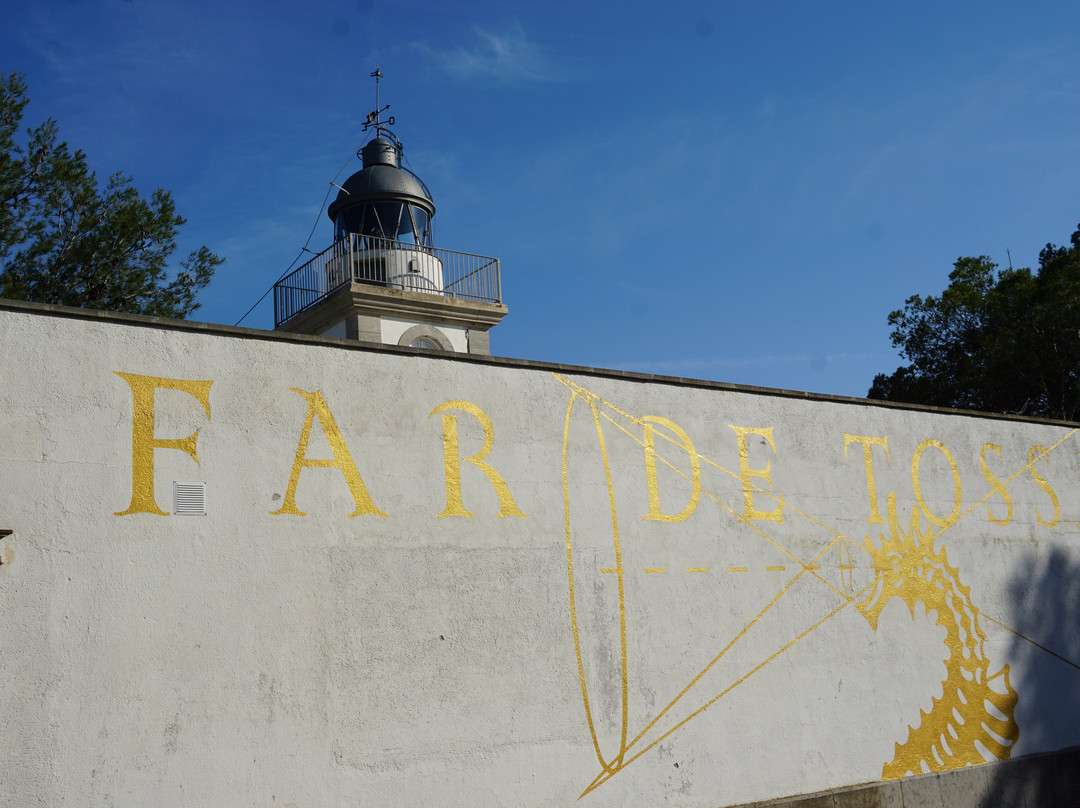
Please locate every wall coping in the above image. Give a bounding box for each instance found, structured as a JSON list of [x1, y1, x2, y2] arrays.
[[2, 296, 1075, 428]]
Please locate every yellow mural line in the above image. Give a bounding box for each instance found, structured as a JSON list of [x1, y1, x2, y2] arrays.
[[691, 480, 849, 598], [975, 609, 1080, 672], [581, 582, 873, 798], [553, 376, 866, 774], [605, 564, 855, 574], [695, 450, 867, 551], [581, 391, 852, 599], [618, 551, 861, 768], [557, 371, 1080, 796], [923, 428, 1077, 546], [585, 391, 632, 769], [585, 384, 1078, 576], [587, 520, 855, 786], [841, 541, 855, 599], [553, 374, 641, 423], [653, 431, 867, 576], [802, 535, 855, 594], [561, 389, 620, 777], [877, 430, 1080, 688], [613, 569, 810, 761], [556, 376, 1079, 573], [877, 428, 1080, 664], [552, 374, 859, 586], [581, 770, 607, 798], [707, 427, 1072, 561], [557, 375, 1080, 790], [842, 542, 854, 597]]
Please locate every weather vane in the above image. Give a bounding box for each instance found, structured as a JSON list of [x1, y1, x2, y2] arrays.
[[363, 64, 394, 136]]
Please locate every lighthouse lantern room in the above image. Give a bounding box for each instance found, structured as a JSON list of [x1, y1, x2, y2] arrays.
[[273, 68, 506, 355]]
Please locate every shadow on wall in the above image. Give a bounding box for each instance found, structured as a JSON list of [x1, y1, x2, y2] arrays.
[[981, 547, 1080, 806]]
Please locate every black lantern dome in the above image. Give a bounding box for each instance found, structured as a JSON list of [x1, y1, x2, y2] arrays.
[[326, 135, 435, 247]]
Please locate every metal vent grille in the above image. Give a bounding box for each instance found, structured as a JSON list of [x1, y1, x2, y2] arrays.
[[173, 482, 207, 516]]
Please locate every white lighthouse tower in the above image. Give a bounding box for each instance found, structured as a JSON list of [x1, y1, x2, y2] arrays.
[[273, 69, 507, 354]]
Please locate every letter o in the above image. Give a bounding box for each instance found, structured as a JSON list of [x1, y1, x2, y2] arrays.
[[911, 439, 962, 529]]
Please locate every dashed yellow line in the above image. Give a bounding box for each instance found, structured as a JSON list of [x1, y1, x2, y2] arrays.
[[599, 564, 846, 574]]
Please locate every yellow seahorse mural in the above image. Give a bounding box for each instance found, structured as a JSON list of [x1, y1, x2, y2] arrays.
[[856, 494, 1020, 779]]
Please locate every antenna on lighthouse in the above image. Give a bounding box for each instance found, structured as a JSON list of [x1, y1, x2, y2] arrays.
[[364, 65, 393, 138]]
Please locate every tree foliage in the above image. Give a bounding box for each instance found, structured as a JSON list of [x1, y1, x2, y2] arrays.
[[0, 72, 222, 318], [869, 223, 1080, 421]]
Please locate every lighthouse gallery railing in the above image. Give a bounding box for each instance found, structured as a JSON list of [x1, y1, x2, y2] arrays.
[[273, 234, 502, 328]]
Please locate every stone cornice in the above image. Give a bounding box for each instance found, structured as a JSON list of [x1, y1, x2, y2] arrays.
[[280, 283, 508, 335]]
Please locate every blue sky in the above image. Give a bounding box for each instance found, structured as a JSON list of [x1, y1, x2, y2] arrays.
[[4, 0, 1079, 398]]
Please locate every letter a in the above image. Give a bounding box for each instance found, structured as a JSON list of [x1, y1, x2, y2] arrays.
[[271, 389, 386, 517]]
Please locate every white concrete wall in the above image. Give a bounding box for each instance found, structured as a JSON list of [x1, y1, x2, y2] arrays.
[[1, 304, 1079, 807]]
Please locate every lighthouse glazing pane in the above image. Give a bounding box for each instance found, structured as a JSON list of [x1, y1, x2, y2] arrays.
[[368, 202, 406, 240], [335, 206, 367, 240], [410, 206, 431, 246]]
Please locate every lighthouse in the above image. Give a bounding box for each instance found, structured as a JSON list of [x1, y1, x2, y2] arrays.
[[272, 69, 507, 354]]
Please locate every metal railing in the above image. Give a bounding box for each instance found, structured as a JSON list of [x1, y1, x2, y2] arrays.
[[273, 234, 501, 327]]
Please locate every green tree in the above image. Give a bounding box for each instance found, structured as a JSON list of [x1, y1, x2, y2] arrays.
[[0, 72, 222, 318], [869, 223, 1080, 420]]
